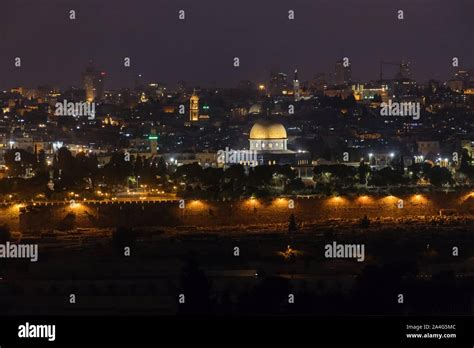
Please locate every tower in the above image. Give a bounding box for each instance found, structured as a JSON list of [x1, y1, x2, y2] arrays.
[[190, 90, 199, 122], [82, 62, 105, 103], [335, 59, 351, 86], [293, 69, 300, 101]]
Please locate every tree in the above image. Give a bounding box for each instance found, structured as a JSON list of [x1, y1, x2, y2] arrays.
[[367, 167, 407, 187], [459, 149, 473, 175], [4, 149, 36, 177], [101, 152, 134, 185], [53, 147, 79, 189], [35, 150, 47, 172], [173, 163, 203, 184], [134, 155, 143, 176], [248, 165, 274, 186], [357, 160, 370, 185], [427, 166, 453, 187], [313, 164, 356, 187], [156, 156, 168, 177]]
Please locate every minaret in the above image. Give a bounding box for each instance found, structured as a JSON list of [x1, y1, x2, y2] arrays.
[[190, 90, 199, 122], [293, 69, 300, 101]]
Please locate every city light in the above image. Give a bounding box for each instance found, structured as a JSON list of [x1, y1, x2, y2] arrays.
[[410, 194, 428, 204], [1, 2, 472, 339], [69, 200, 82, 209], [245, 197, 260, 209], [327, 196, 348, 206], [273, 197, 289, 207], [357, 195, 373, 204], [188, 200, 206, 211], [380, 195, 399, 205]]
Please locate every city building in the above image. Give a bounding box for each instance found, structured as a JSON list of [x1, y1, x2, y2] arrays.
[[82, 63, 105, 102], [270, 72, 288, 96], [335, 59, 352, 86], [293, 69, 301, 101], [189, 90, 199, 122], [249, 120, 310, 167]]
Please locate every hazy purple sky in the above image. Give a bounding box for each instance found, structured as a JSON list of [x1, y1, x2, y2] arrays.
[[1, 0, 472, 89]]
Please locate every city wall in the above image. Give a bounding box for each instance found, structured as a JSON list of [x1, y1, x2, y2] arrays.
[[5, 192, 474, 232]]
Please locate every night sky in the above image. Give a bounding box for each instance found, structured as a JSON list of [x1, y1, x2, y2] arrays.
[[1, 0, 473, 89]]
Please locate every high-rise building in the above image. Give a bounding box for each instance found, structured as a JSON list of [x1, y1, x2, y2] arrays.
[[335, 59, 351, 86], [447, 69, 474, 91], [190, 90, 199, 122], [293, 69, 300, 101], [82, 63, 105, 102], [269, 72, 288, 96], [399, 61, 411, 80], [311, 73, 327, 93]]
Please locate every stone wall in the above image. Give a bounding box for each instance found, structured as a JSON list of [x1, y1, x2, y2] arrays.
[[9, 192, 474, 232]]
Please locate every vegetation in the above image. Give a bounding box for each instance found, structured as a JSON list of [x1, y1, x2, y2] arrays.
[[1, 145, 472, 201]]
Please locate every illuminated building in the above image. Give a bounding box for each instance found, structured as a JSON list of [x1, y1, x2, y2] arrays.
[[335, 59, 351, 86], [248, 104, 262, 115], [352, 83, 389, 103], [324, 88, 353, 100], [293, 69, 300, 101], [162, 105, 176, 114], [82, 63, 105, 102], [149, 128, 158, 154], [416, 141, 440, 158], [189, 90, 199, 122], [447, 69, 473, 91], [250, 120, 288, 152], [248, 120, 310, 167]]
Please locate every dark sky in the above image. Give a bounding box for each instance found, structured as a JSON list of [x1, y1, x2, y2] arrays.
[[1, 0, 473, 90]]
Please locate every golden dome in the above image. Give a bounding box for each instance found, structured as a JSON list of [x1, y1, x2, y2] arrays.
[[249, 121, 287, 140]]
